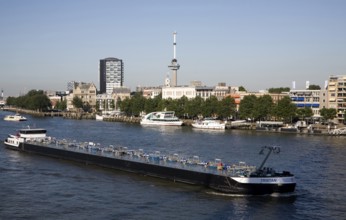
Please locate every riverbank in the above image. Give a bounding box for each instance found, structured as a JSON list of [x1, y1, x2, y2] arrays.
[[2, 107, 344, 135], [1, 107, 94, 120]]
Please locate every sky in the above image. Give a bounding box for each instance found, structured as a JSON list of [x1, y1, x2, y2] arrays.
[[1, 0, 346, 97]]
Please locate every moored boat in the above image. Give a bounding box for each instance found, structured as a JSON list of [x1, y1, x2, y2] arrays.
[[4, 113, 27, 121], [95, 114, 104, 121], [192, 118, 226, 130], [140, 111, 183, 126], [3, 128, 296, 195]]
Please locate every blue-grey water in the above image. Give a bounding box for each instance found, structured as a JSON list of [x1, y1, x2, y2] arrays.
[[0, 111, 345, 220]]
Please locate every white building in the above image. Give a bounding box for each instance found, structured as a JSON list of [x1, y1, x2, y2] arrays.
[[162, 86, 196, 100], [289, 89, 326, 117]]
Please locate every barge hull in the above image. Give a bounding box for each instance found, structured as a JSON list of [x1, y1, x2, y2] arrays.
[[6, 142, 295, 195]]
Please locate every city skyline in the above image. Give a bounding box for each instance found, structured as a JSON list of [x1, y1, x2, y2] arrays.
[[1, 0, 346, 96]]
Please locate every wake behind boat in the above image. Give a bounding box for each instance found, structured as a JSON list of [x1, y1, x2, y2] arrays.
[[192, 118, 226, 130], [3, 127, 296, 195], [140, 111, 183, 126], [4, 113, 27, 121]]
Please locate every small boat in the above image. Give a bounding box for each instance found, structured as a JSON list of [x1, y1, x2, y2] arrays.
[[3, 128, 296, 195], [95, 114, 103, 121], [192, 118, 226, 130], [4, 114, 27, 121], [140, 111, 183, 126]]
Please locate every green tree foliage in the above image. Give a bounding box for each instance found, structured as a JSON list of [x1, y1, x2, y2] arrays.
[[117, 93, 314, 123], [320, 107, 336, 121], [119, 97, 131, 116], [308, 84, 321, 90], [72, 96, 83, 109], [55, 99, 67, 111], [273, 96, 296, 123], [238, 86, 247, 92], [217, 96, 236, 119], [203, 96, 219, 117], [296, 107, 313, 120], [110, 100, 115, 109], [5, 96, 16, 106], [254, 95, 274, 121], [239, 95, 257, 120], [82, 102, 92, 113], [144, 98, 156, 114], [185, 96, 204, 118], [268, 87, 290, 93], [5, 90, 51, 111], [131, 93, 146, 116], [175, 96, 188, 117], [119, 94, 237, 119]]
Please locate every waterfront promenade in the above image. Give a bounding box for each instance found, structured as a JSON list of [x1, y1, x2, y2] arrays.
[[2, 107, 343, 135]]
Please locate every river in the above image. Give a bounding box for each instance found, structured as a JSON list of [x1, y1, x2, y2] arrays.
[[0, 111, 345, 219]]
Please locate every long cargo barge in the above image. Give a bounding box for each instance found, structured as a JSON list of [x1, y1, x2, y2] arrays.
[[3, 128, 296, 195]]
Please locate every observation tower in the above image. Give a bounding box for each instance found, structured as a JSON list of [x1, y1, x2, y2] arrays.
[[168, 32, 180, 87]]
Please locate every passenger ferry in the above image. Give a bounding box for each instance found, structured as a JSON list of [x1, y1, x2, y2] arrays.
[[140, 111, 183, 126], [3, 127, 296, 195]]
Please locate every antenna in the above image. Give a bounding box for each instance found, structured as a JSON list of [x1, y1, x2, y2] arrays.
[[173, 31, 177, 59]]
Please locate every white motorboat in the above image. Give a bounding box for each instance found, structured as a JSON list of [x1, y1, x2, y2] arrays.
[[192, 118, 226, 130], [140, 111, 183, 126], [4, 114, 27, 121], [95, 114, 104, 121]]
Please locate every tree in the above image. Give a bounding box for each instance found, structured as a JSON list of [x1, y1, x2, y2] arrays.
[[144, 98, 156, 114], [268, 87, 290, 93], [6, 96, 16, 106], [119, 97, 131, 116], [203, 96, 219, 117], [82, 102, 92, 113], [254, 95, 273, 121], [56, 99, 67, 110], [108, 99, 115, 110], [239, 86, 247, 92], [273, 96, 296, 123], [72, 96, 83, 109], [5, 90, 51, 111], [320, 107, 336, 122], [29, 93, 51, 111], [308, 84, 321, 90], [175, 96, 188, 117], [217, 96, 236, 119], [130, 93, 146, 116], [186, 96, 204, 118], [116, 97, 122, 110], [239, 95, 257, 120], [296, 107, 313, 121]]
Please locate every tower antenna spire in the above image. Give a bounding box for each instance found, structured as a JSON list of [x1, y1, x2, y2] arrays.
[[173, 31, 177, 59]]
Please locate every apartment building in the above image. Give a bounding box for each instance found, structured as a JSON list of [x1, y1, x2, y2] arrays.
[[327, 75, 346, 122]]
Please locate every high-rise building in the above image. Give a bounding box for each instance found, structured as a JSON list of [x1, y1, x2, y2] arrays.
[[99, 57, 124, 94], [327, 75, 346, 123]]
